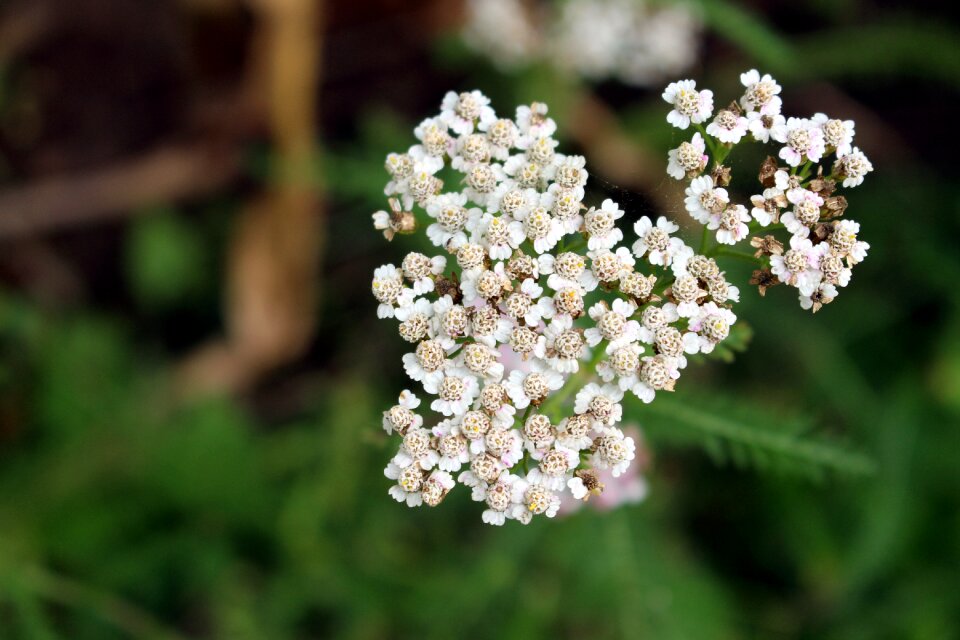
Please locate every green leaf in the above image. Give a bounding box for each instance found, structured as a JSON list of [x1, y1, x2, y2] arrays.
[[630, 390, 876, 481], [694, 0, 798, 74], [795, 21, 960, 88]]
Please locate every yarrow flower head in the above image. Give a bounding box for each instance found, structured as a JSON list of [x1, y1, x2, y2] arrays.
[[662, 79, 714, 129], [369, 80, 871, 523], [706, 106, 749, 144], [739, 69, 782, 116], [772, 117, 826, 167], [667, 132, 708, 180], [632, 216, 691, 269]]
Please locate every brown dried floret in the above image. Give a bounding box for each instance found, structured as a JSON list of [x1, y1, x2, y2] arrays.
[[375, 197, 417, 241], [750, 269, 781, 297], [758, 156, 779, 187], [807, 287, 836, 314], [711, 164, 732, 187], [808, 176, 837, 198], [822, 195, 848, 219], [434, 272, 462, 304], [813, 223, 834, 243], [750, 235, 784, 258], [574, 468, 605, 501]]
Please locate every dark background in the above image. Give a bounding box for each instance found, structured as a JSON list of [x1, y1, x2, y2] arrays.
[[0, 0, 958, 638]]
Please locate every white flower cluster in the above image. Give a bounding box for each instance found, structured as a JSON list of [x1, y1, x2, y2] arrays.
[[462, 0, 701, 87], [664, 70, 872, 311], [372, 90, 747, 524]]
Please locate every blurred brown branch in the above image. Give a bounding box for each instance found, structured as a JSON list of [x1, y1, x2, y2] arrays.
[[0, 143, 242, 240], [177, 0, 325, 395], [0, 0, 452, 398]]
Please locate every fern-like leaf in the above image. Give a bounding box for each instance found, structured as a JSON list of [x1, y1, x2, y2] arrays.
[[626, 391, 876, 482]]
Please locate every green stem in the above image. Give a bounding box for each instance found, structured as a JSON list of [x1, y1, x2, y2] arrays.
[[519, 404, 533, 426], [692, 121, 736, 167], [715, 247, 764, 265], [693, 123, 719, 158], [748, 221, 786, 235], [714, 142, 733, 166], [698, 224, 711, 255], [657, 274, 676, 291]]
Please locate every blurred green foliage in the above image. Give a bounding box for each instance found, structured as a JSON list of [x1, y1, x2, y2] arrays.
[[2, 1, 960, 638], [0, 299, 736, 639], [125, 208, 210, 311]]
